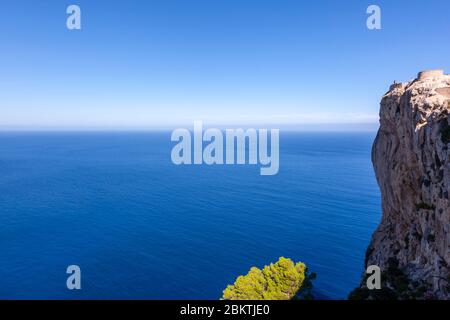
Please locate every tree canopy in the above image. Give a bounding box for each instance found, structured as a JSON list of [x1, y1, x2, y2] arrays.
[[222, 257, 309, 300]]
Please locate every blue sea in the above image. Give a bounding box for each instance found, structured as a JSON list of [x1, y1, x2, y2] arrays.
[[0, 131, 380, 299]]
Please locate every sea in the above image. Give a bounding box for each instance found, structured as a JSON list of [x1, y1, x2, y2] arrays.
[[0, 131, 381, 299]]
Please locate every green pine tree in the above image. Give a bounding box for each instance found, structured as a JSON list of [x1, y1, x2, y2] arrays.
[[222, 257, 313, 300]]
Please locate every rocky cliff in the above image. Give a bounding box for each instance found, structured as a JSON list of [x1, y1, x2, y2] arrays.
[[355, 70, 450, 299]]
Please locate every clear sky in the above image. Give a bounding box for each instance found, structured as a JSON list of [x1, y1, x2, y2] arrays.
[[0, 0, 449, 130]]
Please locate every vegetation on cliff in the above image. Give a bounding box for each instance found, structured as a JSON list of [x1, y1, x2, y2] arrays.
[[222, 257, 315, 300], [349, 258, 431, 300]]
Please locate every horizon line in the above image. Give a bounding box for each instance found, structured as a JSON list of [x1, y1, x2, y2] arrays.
[[0, 125, 379, 133]]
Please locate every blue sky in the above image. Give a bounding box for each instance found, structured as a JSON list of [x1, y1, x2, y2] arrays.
[[0, 0, 449, 130]]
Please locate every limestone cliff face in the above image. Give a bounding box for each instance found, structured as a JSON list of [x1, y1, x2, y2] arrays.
[[366, 70, 450, 299]]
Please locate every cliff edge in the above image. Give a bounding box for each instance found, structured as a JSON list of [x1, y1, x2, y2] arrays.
[[355, 70, 450, 299]]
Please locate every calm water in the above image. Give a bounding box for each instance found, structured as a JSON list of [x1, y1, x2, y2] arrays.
[[0, 132, 380, 299]]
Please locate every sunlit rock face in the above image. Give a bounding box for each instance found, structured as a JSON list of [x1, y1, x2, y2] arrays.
[[366, 70, 449, 299]]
